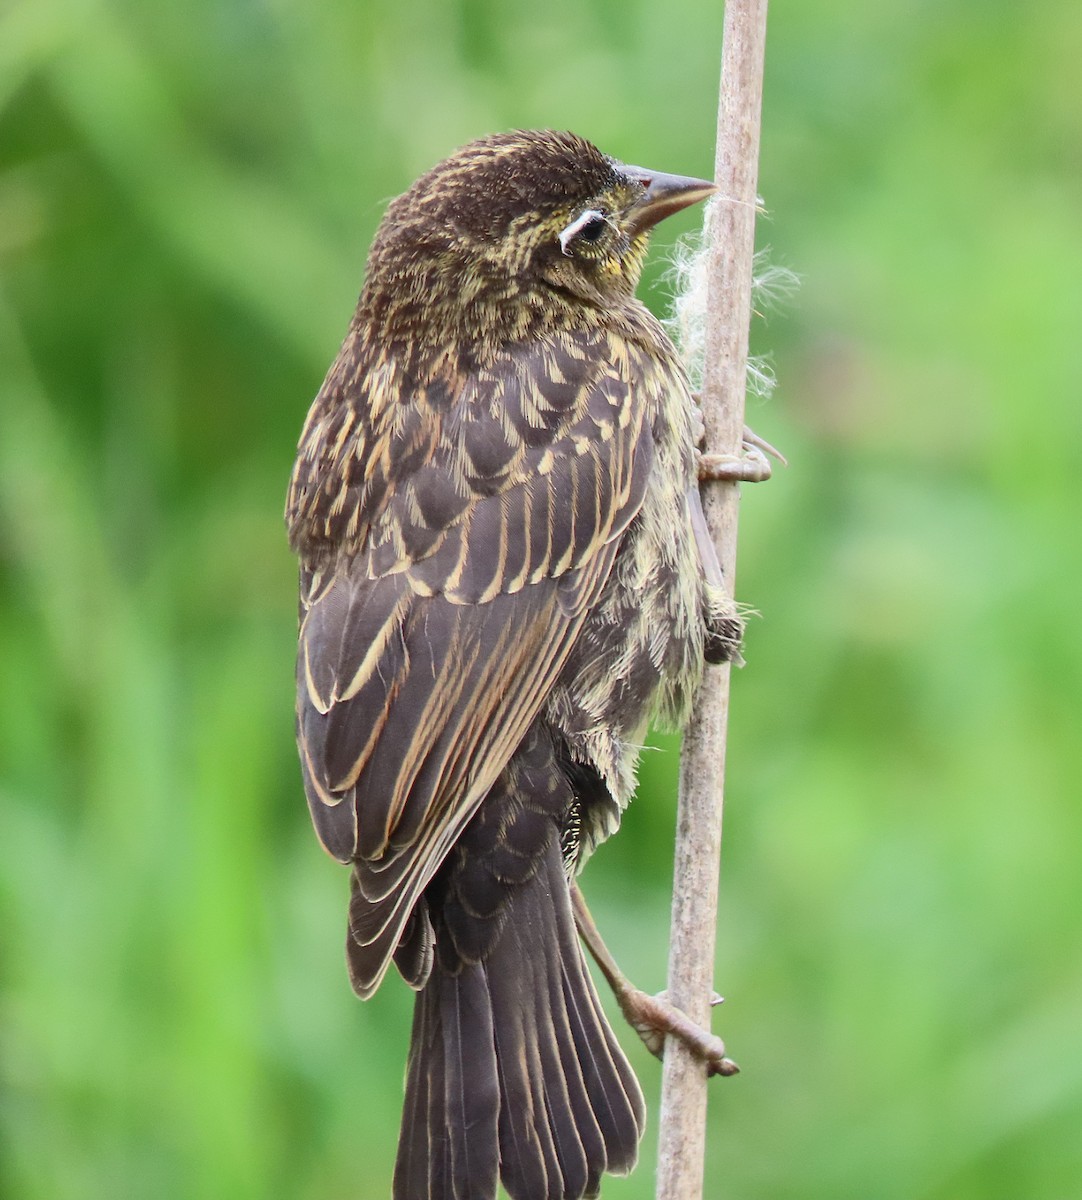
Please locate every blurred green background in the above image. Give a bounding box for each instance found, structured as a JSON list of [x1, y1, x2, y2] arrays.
[[3, 0, 1081, 1196]]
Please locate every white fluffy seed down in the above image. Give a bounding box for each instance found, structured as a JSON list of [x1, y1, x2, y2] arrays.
[[664, 195, 798, 398]]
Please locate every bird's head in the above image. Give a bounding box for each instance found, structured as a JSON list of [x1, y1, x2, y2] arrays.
[[358, 130, 714, 362]]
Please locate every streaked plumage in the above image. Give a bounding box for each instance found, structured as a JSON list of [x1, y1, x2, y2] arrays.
[[286, 130, 738, 1200]]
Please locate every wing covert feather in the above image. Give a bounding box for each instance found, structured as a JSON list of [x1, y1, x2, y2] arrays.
[[293, 331, 656, 994]]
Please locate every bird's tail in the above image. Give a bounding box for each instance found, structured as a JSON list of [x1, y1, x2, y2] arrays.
[[393, 829, 645, 1200]]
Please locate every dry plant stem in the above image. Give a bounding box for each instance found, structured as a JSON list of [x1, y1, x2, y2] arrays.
[[656, 1, 769, 1198]]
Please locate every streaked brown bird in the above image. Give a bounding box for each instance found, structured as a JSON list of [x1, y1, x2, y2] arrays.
[[286, 130, 741, 1200]]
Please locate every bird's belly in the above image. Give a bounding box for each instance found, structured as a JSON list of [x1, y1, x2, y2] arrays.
[[544, 475, 705, 825]]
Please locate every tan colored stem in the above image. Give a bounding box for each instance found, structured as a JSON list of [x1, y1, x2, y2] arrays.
[[655, 2, 769, 1197]]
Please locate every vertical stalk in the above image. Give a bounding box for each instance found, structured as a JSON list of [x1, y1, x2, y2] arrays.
[[655, 3, 769, 1197]]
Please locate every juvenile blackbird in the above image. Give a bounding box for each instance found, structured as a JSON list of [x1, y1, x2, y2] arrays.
[[286, 129, 740, 1200]]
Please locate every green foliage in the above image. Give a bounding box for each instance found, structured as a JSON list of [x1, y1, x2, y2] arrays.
[[3, 0, 1081, 1196]]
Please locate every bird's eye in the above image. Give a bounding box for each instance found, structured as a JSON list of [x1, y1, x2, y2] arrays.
[[558, 209, 609, 256], [578, 214, 606, 242]]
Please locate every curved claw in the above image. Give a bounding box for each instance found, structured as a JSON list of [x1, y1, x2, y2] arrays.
[[742, 425, 788, 467], [655, 988, 726, 1007], [697, 426, 787, 484]]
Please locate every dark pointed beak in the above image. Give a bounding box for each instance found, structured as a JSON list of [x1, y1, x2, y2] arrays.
[[621, 165, 715, 235]]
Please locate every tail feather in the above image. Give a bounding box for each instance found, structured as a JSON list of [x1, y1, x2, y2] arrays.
[[443, 963, 500, 1197], [395, 981, 443, 1200], [561, 946, 643, 1173], [491, 917, 577, 1200], [393, 831, 644, 1200], [492, 901, 599, 1200]]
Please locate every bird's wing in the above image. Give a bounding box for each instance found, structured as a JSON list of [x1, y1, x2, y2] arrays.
[[293, 328, 658, 996]]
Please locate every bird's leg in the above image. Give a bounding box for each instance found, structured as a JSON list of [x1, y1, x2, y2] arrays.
[[691, 393, 787, 484], [571, 884, 739, 1078]]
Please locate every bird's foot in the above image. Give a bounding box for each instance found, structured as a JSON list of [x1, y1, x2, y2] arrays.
[[691, 392, 786, 484], [614, 983, 739, 1077], [571, 885, 738, 1077], [698, 427, 787, 484]]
